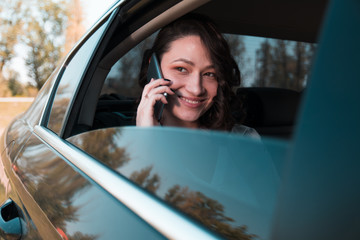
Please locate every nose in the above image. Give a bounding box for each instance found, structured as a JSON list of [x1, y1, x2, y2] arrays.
[[185, 73, 205, 96]]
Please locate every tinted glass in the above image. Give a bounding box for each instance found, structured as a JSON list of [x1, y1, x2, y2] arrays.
[[94, 34, 315, 139], [224, 34, 316, 91], [101, 35, 156, 98], [47, 19, 110, 135], [101, 34, 316, 99], [68, 127, 287, 239]]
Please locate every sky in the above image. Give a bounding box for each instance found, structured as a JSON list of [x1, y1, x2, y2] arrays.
[[81, 0, 117, 29]]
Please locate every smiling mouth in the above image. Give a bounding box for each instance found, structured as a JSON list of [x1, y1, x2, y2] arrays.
[[180, 96, 201, 104], [177, 95, 208, 108]]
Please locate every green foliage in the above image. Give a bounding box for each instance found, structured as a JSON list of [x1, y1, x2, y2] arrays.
[[0, 0, 69, 92], [0, 0, 23, 79], [23, 0, 68, 90]]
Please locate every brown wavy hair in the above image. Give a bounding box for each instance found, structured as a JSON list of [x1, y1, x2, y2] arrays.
[[139, 14, 240, 131]]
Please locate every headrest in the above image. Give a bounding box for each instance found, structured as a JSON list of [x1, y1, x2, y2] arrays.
[[235, 87, 301, 128]]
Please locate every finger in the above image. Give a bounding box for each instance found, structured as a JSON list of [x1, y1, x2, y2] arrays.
[[143, 85, 174, 101], [150, 85, 175, 96], [142, 79, 171, 99], [147, 78, 172, 88]]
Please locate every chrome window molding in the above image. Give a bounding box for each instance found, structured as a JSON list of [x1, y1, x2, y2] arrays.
[[34, 125, 218, 240]]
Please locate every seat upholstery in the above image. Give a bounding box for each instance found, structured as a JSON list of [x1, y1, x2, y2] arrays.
[[235, 87, 301, 139]]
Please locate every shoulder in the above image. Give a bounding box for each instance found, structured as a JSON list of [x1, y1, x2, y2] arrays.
[[231, 124, 261, 139]]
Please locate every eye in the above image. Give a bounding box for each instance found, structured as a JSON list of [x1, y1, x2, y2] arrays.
[[204, 72, 216, 78], [176, 67, 187, 73]]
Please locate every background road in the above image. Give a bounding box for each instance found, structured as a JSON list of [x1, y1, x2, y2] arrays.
[[0, 97, 33, 135]]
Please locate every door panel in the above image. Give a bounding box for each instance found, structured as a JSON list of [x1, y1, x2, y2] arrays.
[[10, 132, 165, 239]]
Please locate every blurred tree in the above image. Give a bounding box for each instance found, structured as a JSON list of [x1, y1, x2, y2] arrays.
[[271, 40, 291, 88], [77, 128, 130, 169], [23, 0, 68, 90], [165, 185, 257, 240], [0, 0, 23, 81], [294, 42, 306, 90], [254, 39, 316, 91], [254, 40, 272, 87], [127, 166, 257, 239], [130, 166, 161, 194], [0, 80, 11, 97], [1, 0, 85, 94], [225, 34, 248, 86], [64, 0, 86, 54], [7, 70, 24, 96]]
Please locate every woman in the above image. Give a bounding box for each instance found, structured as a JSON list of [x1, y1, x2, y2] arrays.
[[136, 14, 259, 138]]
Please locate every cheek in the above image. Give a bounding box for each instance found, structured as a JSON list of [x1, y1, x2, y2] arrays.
[[162, 69, 180, 87], [206, 81, 218, 99]]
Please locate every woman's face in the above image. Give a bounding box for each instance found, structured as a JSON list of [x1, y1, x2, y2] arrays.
[[160, 35, 218, 128]]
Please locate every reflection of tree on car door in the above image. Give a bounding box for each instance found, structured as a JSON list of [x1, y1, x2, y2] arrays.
[[130, 165, 258, 240]]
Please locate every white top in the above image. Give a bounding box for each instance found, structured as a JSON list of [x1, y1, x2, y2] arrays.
[[231, 124, 261, 139]]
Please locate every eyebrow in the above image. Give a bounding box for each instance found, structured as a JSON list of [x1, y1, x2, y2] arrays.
[[171, 58, 215, 70], [172, 58, 195, 66]]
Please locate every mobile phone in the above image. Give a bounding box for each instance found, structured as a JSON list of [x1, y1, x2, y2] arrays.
[[147, 53, 167, 122]]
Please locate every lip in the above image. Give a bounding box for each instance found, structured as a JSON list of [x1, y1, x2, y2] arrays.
[[177, 95, 207, 108]]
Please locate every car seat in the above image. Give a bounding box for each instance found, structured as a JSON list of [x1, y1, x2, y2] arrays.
[[235, 87, 301, 139]]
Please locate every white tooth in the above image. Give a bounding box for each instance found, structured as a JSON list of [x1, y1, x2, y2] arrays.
[[182, 97, 199, 104]]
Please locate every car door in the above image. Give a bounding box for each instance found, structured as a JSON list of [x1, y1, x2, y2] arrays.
[[44, 0, 287, 239], [0, 4, 117, 240], [2, 2, 168, 239]]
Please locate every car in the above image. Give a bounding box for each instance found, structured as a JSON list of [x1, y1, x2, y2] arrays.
[[1, 0, 359, 239]]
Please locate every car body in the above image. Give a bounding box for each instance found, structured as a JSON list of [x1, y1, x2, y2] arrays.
[[1, 0, 359, 239]]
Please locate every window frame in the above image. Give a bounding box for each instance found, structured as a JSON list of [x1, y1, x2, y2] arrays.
[[41, 3, 122, 136], [60, 0, 205, 139]]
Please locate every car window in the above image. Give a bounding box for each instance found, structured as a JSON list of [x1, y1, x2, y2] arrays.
[[94, 33, 316, 139], [68, 126, 286, 239], [101, 34, 315, 97], [101, 34, 156, 98], [47, 17, 110, 135], [225, 34, 316, 91], [90, 34, 156, 130]]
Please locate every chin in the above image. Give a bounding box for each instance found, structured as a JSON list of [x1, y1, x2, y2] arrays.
[[175, 111, 203, 123]]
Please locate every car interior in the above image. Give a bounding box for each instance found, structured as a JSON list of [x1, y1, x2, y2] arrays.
[[62, 0, 329, 140]]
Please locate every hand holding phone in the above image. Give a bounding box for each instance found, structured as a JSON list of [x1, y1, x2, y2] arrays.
[[147, 53, 168, 122]]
